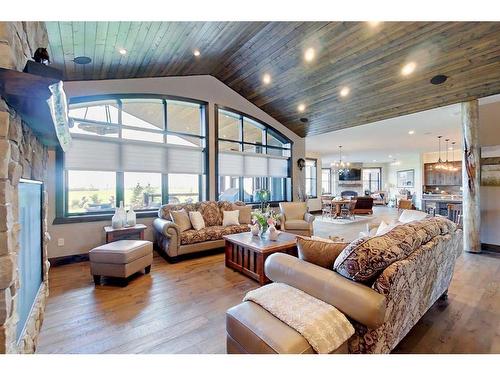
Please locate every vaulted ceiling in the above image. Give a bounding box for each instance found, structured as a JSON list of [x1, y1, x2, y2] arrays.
[[46, 21, 500, 137]]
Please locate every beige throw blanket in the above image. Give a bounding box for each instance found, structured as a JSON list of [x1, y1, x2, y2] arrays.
[[243, 283, 354, 354]]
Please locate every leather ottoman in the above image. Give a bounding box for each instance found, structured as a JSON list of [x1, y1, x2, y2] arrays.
[[89, 240, 153, 286], [226, 301, 348, 354]]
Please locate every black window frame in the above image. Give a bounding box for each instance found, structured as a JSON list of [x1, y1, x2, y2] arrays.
[[54, 93, 209, 224], [215, 105, 293, 206], [362, 167, 382, 193], [305, 158, 318, 199]]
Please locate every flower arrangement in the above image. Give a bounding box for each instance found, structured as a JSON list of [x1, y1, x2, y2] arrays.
[[251, 204, 281, 236]]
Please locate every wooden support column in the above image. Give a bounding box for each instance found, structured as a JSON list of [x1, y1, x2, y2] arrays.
[[461, 100, 481, 253]]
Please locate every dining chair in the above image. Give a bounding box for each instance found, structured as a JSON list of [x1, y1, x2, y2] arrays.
[[321, 197, 333, 218], [447, 203, 463, 229], [398, 199, 413, 211]]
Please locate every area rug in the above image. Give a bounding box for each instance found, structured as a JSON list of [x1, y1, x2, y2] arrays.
[[316, 215, 374, 225]]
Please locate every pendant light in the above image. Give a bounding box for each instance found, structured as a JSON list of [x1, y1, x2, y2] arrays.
[[444, 138, 451, 171], [451, 141, 459, 172], [435, 136, 445, 170]]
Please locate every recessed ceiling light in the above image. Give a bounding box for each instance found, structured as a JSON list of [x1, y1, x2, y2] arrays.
[[118, 48, 127, 55], [304, 48, 315, 62], [402, 62, 416, 76], [408, 130, 415, 135], [430, 74, 448, 85], [340, 86, 350, 97], [262, 73, 271, 85], [73, 56, 92, 65], [368, 21, 382, 27], [388, 155, 393, 158], [373, 159, 377, 162], [297, 103, 306, 112], [193, 49, 201, 57], [448, 147, 453, 150]]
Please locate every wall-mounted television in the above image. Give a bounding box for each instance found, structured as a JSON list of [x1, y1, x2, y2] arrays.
[[339, 168, 361, 181]]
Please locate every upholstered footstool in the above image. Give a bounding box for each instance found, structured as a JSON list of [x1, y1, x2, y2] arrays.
[[226, 301, 349, 354], [89, 240, 153, 286]]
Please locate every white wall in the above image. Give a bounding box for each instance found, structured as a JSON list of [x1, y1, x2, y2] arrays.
[[48, 75, 305, 258], [387, 154, 423, 209]]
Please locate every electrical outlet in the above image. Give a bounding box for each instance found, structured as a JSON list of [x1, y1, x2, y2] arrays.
[[57, 238, 65, 247]]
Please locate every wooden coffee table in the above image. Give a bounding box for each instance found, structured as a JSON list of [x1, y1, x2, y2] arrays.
[[224, 231, 297, 285]]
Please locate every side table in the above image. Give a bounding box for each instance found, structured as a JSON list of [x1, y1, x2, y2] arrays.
[[104, 224, 147, 243]]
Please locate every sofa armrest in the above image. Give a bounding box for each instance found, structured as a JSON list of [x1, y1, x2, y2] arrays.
[[264, 253, 386, 329], [304, 212, 315, 224], [153, 218, 181, 244]]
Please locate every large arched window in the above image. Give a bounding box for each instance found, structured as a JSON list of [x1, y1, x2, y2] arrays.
[[56, 94, 208, 220], [216, 106, 292, 204]]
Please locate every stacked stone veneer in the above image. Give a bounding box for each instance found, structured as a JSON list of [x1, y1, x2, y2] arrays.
[[0, 22, 50, 354]]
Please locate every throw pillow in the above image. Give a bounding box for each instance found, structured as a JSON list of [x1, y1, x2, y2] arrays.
[[223, 210, 240, 226], [399, 209, 428, 223], [170, 209, 192, 232], [232, 204, 252, 224], [334, 223, 424, 283], [297, 236, 349, 269], [189, 211, 205, 231]]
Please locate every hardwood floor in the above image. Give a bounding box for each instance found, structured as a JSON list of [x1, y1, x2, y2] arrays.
[[36, 210, 500, 354]]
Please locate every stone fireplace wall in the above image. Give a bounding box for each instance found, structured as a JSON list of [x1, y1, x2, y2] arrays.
[[0, 22, 49, 354]]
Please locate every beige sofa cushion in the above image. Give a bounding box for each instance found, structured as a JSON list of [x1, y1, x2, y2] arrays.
[[170, 209, 192, 232], [297, 236, 348, 269], [282, 202, 307, 220], [232, 204, 252, 224], [285, 220, 310, 231], [180, 224, 249, 245], [89, 240, 152, 264]]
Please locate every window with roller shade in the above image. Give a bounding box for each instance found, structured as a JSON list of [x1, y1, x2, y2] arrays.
[[60, 95, 207, 217], [216, 107, 292, 204]]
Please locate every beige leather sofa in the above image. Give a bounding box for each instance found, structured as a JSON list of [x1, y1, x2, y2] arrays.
[[279, 202, 315, 236], [153, 200, 250, 260], [227, 217, 463, 353]]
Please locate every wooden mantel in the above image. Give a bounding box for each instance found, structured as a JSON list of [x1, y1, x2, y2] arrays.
[[0, 67, 70, 148]]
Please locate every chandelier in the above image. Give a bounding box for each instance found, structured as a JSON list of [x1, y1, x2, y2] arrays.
[[331, 146, 350, 174]]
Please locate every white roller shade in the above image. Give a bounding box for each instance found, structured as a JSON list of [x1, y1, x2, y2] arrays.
[[219, 152, 244, 176], [268, 157, 289, 178], [244, 154, 268, 177], [167, 146, 204, 174], [122, 143, 167, 173], [65, 138, 120, 171], [66, 136, 205, 174]]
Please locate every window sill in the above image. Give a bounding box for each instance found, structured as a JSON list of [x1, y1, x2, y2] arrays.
[[53, 211, 158, 225]]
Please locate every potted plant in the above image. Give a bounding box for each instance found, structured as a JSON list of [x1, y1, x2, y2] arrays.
[[251, 204, 281, 237]]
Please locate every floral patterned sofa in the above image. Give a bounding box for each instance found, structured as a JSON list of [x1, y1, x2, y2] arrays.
[[226, 216, 463, 353], [153, 201, 250, 259]]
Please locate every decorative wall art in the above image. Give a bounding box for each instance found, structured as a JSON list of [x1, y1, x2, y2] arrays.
[[397, 169, 415, 188], [481, 145, 500, 186]]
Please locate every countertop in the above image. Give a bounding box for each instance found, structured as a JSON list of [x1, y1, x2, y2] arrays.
[[422, 195, 462, 203]]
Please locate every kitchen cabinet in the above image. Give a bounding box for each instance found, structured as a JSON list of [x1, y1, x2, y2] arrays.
[[424, 162, 462, 186]]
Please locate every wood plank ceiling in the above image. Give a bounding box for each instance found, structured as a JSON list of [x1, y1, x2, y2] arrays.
[[46, 22, 500, 137]]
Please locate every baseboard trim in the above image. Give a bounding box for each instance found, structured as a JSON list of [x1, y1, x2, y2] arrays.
[[481, 243, 500, 253], [49, 254, 89, 267]]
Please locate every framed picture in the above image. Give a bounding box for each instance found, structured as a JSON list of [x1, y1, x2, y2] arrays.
[[397, 169, 415, 188], [481, 145, 500, 186]]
